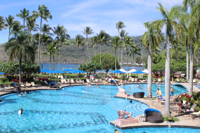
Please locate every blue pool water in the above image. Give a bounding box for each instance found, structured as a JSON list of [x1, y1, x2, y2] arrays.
[[0, 84, 192, 133]]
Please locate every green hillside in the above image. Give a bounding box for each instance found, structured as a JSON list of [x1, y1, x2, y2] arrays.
[[0, 36, 164, 64]]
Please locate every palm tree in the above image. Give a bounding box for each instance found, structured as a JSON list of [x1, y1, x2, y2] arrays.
[[5, 15, 15, 41], [91, 36, 98, 56], [120, 30, 127, 65], [152, 3, 183, 116], [83, 27, 93, 61], [26, 16, 39, 33], [42, 24, 52, 35], [0, 16, 6, 31], [11, 21, 23, 38], [52, 25, 68, 69], [111, 36, 124, 70], [17, 8, 30, 30], [141, 22, 163, 98], [33, 5, 52, 66], [96, 30, 110, 64], [179, 13, 190, 81], [116, 21, 125, 37], [71, 35, 86, 65], [43, 42, 58, 70], [5, 31, 35, 84], [127, 43, 141, 66], [183, 0, 199, 95]]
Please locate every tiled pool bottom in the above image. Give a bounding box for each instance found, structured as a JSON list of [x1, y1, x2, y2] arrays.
[[0, 84, 189, 133]]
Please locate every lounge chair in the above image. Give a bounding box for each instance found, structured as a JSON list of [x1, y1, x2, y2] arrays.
[[60, 75, 64, 79], [158, 78, 161, 83], [44, 81, 49, 85], [181, 79, 185, 83], [95, 79, 98, 83], [191, 111, 200, 119], [61, 79, 67, 84], [31, 82, 36, 87], [0, 85, 4, 90], [183, 103, 197, 113], [153, 78, 156, 83], [71, 79, 75, 84], [135, 78, 138, 82], [145, 108, 163, 123], [86, 79, 90, 83], [131, 78, 134, 82]]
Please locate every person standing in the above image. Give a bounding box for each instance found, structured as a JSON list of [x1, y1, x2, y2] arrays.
[[171, 87, 174, 96]]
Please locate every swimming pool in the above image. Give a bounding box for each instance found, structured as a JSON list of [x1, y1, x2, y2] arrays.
[[0, 84, 189, 133]]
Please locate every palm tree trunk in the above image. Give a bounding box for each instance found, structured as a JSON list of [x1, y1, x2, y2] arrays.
[[147, 43, 152, 98], [115, 48, 116, 70], [78, 46, 79, 65], [53, 55, 54, 70], [186, 45, 189, 81], [100, 44, 102, 64], [189, 42, 194, 96], [164, 34, 170, 117], [86, 35, 91, 62], [38, 17, 42, 67], [176, 47, 178, 61], [23, 18, 25, 31], [8, 29, 10, 41], [118, 48, 120, 64], [19, 57, 22, 84], [121, 49, 122, 65], [49, 54, 51, 70]]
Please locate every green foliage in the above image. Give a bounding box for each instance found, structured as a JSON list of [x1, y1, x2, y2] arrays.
[[92, 52, 120, 72], [79, 62, 102, 73], [162, 115, 180, 122], [0, 61, 40, 75]]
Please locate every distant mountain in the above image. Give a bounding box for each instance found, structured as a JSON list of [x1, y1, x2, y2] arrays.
[[0, 35, 164, 63]]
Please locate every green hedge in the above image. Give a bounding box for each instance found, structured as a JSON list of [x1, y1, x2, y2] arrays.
[[0, 81, 14, 86]]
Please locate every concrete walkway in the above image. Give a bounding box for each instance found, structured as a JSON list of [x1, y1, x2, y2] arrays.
[[111, 95, 200, 129]]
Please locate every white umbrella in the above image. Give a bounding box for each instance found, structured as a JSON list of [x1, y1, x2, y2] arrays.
[[127, 69, 136, 73], [142, 69, 148, 73], [120, 69, 127, 73], [127, 69, 136, 78]]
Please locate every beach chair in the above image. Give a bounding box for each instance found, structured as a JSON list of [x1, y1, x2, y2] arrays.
[[31, 82, 36, 87], [135, 78, 138, 82], [95, 79, 98, 83], [0, 85, 4, 90], [86, 79, 90, 83], [62, 79, 67, 84], [193, 79, 197, 83], [71, 79, 75, 84], [153, 78, 156, 83], [131, 78, 134, 82], [183, 104, 197, 113], [191, 111, 200, 119], [44, 81, 49, 85], [158, 78, 161, 83]]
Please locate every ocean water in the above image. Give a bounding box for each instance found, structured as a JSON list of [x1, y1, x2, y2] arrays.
[[41, 63, 144, 71], [0, 84, 189, 133]]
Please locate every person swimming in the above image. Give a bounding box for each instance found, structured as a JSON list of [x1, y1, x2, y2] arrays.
[[145, 88, 148, 90], [140, 88, 142, 91], [18, 108, 23, 115], [129, 87, 131, 90], [130, 100, 132, 103], [137, 84, 140, 88]]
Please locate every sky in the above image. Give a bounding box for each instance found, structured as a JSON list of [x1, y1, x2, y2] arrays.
[[0, 0, 183, 44]]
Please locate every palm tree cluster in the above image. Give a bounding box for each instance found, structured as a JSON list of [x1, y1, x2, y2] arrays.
[[142, 0, 200, 116]]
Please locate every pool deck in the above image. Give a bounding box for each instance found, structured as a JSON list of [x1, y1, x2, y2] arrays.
[[111, 95, 200, 129], [1, 81, 200, 129]]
